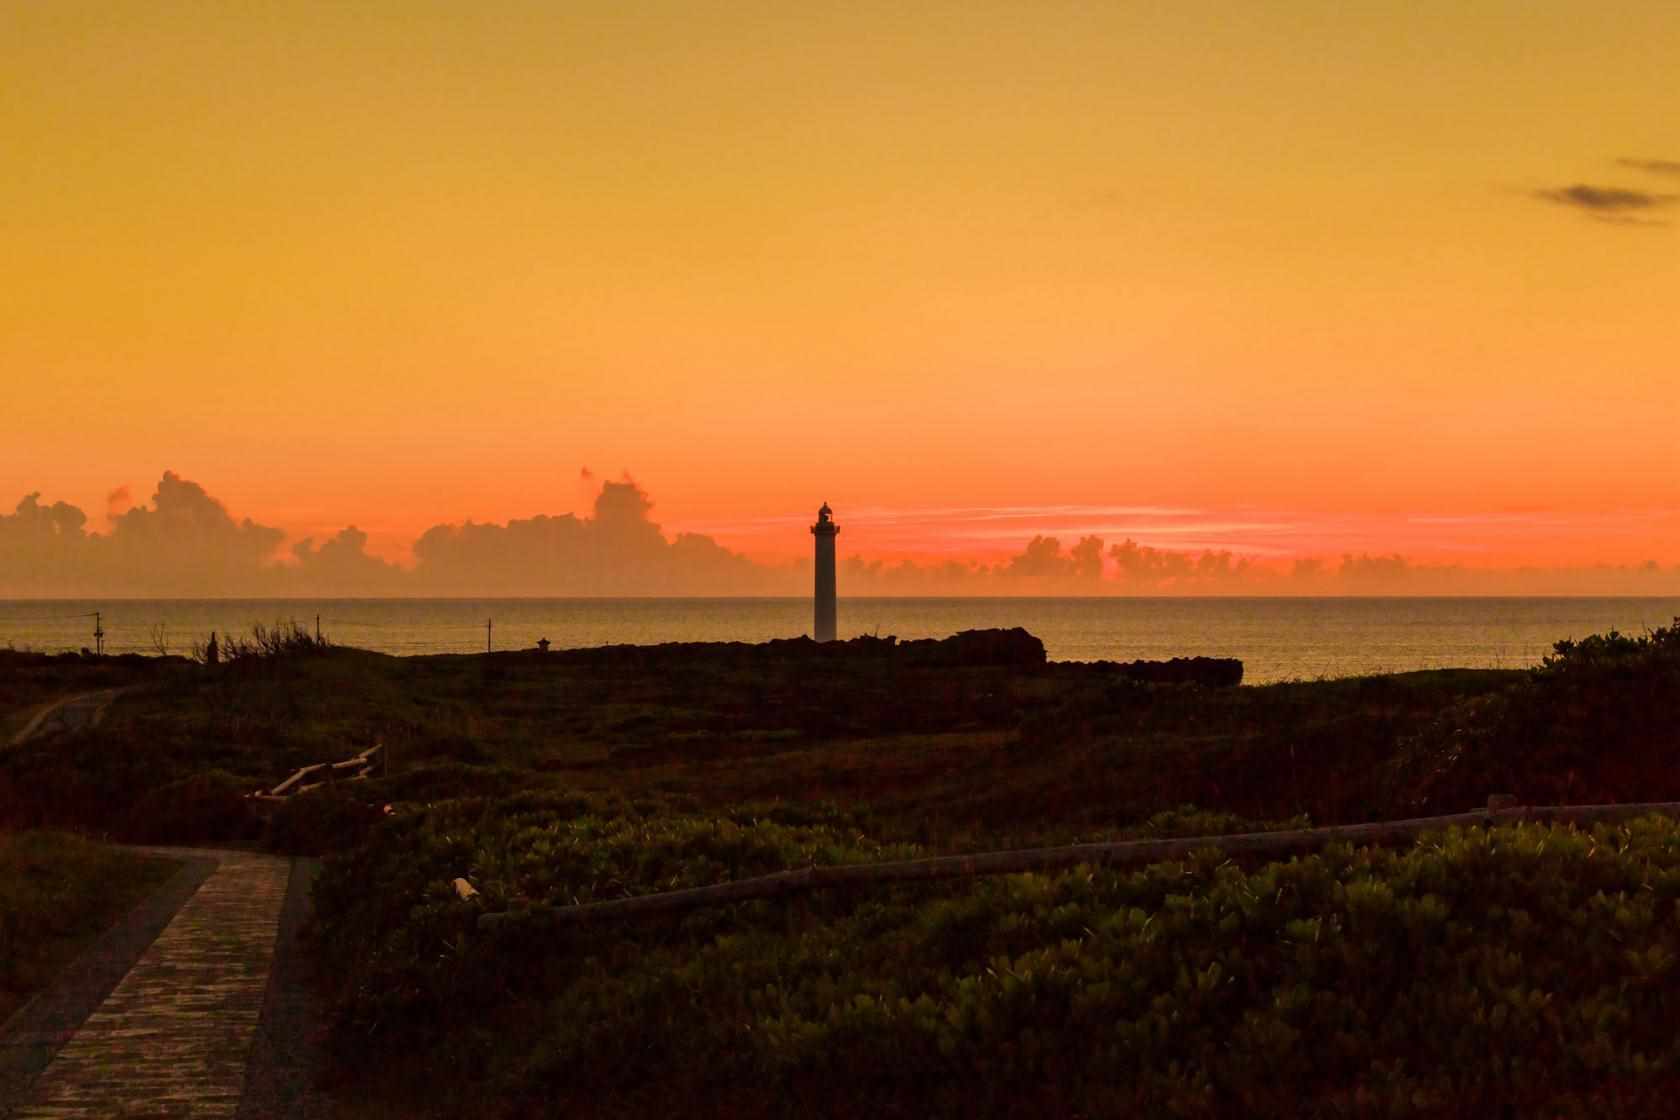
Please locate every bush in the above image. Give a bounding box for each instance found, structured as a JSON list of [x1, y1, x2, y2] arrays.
[[264, 784, 386, 856], [0, 832, 178, 1021], [195, 620, 332, 667], [310, 801, 1680, 1118], [1395, 618, 1680, 810], [118, 770, 262, 846]]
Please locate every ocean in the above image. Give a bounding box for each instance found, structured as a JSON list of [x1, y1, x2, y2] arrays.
[[4, 597, 1678, 684]]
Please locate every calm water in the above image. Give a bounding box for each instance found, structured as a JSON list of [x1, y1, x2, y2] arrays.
[[2, 598, 1677, 684]]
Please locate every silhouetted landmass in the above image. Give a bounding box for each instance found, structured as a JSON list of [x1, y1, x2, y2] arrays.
[[1081, 654, 1244, 687], [6, 622, 1680, 1116], [533, 626, 1050, 671]]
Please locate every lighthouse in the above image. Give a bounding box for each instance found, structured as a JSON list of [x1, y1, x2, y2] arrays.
[[811, 502, 839, 642]]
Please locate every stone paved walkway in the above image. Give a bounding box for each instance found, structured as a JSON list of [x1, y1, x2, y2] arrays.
[[8, 850, 292, 1119]]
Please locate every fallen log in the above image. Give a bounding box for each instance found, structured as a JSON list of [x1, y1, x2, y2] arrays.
[[252, 743, 383, 801]]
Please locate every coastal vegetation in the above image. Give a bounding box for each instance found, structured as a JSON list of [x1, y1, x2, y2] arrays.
[[3, 619, 1680, 1114], [0, 831, 177, 1024]]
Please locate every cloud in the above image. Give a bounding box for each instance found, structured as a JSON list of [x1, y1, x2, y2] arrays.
[[410, 479, 779, 595], [1617, 158, 1680, 177], [289, 527, 405, 595], [1005, 536, 1097, 582], [0, 473, 792, 598], [1336, 552, 1410, 586], [0, 493, 91, 595], [1108, 539, 1256, 588], [0, 474, 287, 595], [3, 474, 1679, 600], [104, 472, 287, 593], [1532, 183, 1677, 225]]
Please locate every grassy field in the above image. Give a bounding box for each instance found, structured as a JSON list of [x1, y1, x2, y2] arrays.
[[4, 620, 1679, 1115], [0, 831, 179, 1024], [0, 650, 179, 745], [0, 634, 1528, 849]]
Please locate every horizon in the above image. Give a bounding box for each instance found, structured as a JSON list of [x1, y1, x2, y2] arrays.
[[5, 471, 1680, 597], [9, 594, 1680, 602]]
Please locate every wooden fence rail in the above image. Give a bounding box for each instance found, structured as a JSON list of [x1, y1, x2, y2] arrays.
[[249, 743, 383, 803], [477, 798, 1680, 930]]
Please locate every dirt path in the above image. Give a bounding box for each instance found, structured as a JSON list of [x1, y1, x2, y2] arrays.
[[0, 848, 327, 1119], [7, 690, 126, 748]]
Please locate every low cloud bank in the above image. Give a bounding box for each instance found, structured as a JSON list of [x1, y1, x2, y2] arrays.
[[1, 473, 291, 596], [0, 473, 781, 597], [2, 474, 1678, 598], [410, 480, 771, 595], [845, 535, 1680, 596]]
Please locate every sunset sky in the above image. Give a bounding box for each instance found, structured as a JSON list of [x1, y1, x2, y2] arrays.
[[4, 2, 1677, 585]]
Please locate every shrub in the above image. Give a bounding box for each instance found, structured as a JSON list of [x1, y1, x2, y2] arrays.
[[118, 770, 262, 846], [1395, 618, 1680, 810], [310, 804, 1680, 1118], [0, 832, 178, 1021]]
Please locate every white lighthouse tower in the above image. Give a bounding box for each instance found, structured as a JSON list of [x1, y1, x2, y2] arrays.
[[811, 502, 839, 642]]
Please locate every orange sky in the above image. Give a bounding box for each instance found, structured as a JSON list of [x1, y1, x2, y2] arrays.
[[4, 2, 1678, 580]]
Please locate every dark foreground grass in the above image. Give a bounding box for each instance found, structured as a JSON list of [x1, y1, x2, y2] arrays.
[[0, 831, 179, 1024], [315, 803, 1680, 1119], [0, 650, 181, 744], [0, 638, 1523, 850], [7, 622, 1680, 1116]]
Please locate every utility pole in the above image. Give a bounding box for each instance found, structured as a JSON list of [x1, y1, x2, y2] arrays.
[[93, 611, 104, 657], [315, 614, 321, 643], [486, 618, 493, 654]]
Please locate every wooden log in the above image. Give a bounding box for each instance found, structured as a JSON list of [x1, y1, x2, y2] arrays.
[[253, 743, 382, 800], [268, 762, 328, 797], [477, 800, 1680, 930]]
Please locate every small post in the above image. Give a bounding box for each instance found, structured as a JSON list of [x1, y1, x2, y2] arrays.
[[93, 611, 104, 657], [315, 613, 322, 643], [486, 618, 493, 654]]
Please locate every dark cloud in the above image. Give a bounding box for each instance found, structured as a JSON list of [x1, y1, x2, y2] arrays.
[[0, 494, 92, 594], [1108, 539, 1256, 588], [410, 480, 776, 595], [105, 472, 286, 593], [1336, 552, 1411, 587], [1003, 536, 1105, 583], [0, 473, 788, 597], [0, 474, 287, 595], [1532, 183, 1677, 225], [289, 527, 405, 595], [842, 536, 1261, 594], [4, 474, 1678, 599], [1617, 158, 1680, 177]]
